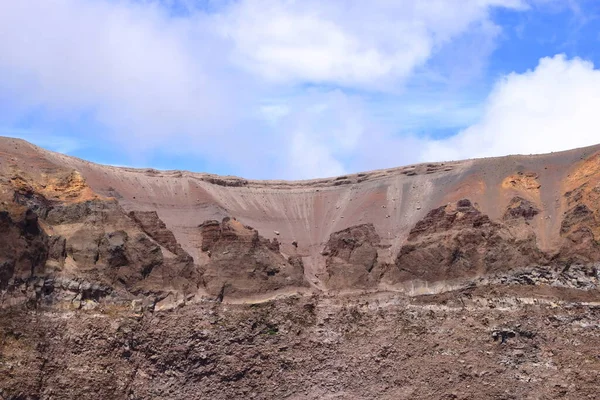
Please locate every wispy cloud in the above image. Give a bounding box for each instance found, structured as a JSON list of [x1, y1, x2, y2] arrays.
[[0, 0, 587, 179], [216, 0, 526, 88]]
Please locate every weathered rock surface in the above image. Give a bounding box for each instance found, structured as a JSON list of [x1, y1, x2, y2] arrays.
[[199, 217, 307, 299], [0, 208, 49, 289], [2, 288, 600, 399], [388, 199, 546, 284], [1, 171, 202, 310], [129, 211, 187, 255], [322, 224, 386, 289], [503, 196, 540, 221], [3, 137, 600, 399]]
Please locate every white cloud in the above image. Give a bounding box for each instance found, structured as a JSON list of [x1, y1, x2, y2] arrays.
[[423, 54, 600, 162], [288, 131, 346, 179], [0, 0, 561, 180], [277, 53, 600, 178], [0, 0, 244, 150], [217, 0, 526, 87]]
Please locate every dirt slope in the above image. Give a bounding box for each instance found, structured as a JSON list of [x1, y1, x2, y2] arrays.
[[2, 137, 600, 399]]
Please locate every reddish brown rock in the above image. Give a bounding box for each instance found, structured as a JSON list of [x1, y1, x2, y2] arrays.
[[128, 210, 186, 256], [322, 224, 384, 289], [3, 138, 600, 399], [1, 173, 201, 306], [199, 217, 307, 299], [390, 199, 546, 283], [503, 196, 540, 221], [0, 209, 49, 288]]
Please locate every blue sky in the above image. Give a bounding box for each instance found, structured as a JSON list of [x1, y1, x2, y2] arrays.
[[2, 0, 600, 179]]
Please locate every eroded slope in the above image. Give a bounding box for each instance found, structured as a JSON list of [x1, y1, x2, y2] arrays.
[[2, 138, 600, 399]]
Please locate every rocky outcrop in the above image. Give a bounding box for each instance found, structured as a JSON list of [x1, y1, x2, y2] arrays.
[[489, 263, 600, 290], [199, 217, 307, 299], [0, 209, 49, 289], [1, 172, 202, 309], [128, 211, 186, 256], [322, 224, 386, 289], [46, 200, 199, 296], [558, 184, 600, 263], [5, 138, 600, 399], [389, 199, 545, 283], [503, 196, 540, 221], [3, 286, 600, 400]]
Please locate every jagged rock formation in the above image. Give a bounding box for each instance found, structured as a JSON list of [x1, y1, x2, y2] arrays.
[[128, 210, 188, 257], [198, 217, 306, 298], [0, 208, 49, 290], [1, 171, 202, 311], [388, 199, 546, 284], [321, 224, 387, 289], [558, 155, 600, 264], [503, 196, 540, 221], [3, 137, 600, 399]]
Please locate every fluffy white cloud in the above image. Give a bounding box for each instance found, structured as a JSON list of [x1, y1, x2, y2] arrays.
[[1, 0, 582, 180], [0, 0, 239, 150], [217, 0, 526, 87], [423, 54, 600, 162]]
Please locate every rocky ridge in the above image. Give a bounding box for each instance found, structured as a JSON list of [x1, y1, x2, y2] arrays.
[[2, 137, 600, 399]]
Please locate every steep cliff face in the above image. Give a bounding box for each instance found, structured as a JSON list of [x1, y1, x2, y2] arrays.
[[321, 224, 387, 290], [0, 208, 49, 290], [3, 137, 600, 399], [198, 217, 307, 298], [558, 153, 600, 263], [4, 137, 600, 300], [0, 167, 203, 310], [388, 199, 546, 284]]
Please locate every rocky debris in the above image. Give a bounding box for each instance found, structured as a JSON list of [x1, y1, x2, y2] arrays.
[[202, 176, 249, 187], [2, 290, 600, 399], [322, 224, 386, 289], [503, 196, 540, 221], [389, 199, 546, 283], [484, 264, 600, 290], [199, 217, 307, 299], [1, 275, 118, 310], [491, 328, 516, 344]]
